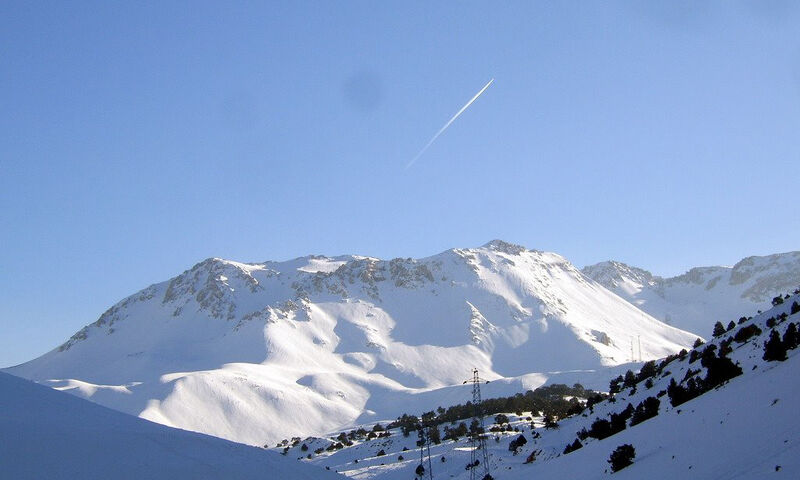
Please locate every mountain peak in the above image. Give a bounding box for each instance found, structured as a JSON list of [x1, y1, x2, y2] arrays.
[[480, 239, 528, 255]]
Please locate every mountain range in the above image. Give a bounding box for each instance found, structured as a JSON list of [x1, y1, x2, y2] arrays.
[[6, 241, 798, 448], [583, 251, 800, 334]]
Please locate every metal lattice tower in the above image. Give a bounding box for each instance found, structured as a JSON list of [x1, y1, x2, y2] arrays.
[[416, 426, 434, 480], [464, 368, 492, 480]]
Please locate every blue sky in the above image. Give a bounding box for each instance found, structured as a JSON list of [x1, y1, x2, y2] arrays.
[[1, 1, 799, 367]]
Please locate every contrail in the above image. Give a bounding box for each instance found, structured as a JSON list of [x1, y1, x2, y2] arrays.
[[406, 78, 494, 169]]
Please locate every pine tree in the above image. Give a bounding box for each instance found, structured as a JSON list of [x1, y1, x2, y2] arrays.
[[623, 370, 636, 389], [630, 396, 660, 426], [782, 323, 798, 350], [637, 361, 657, 381], [712, 321, 726, 337], [563, 438, 583, 454], [763, 329, 788, 362], [609, 375, 623, 394]]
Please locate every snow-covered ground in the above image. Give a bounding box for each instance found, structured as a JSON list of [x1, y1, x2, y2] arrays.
[[286, 291, 800, 479], [5, 240, 698, 446], [583, 251, 800, 335], [0, 371, 342, 480]]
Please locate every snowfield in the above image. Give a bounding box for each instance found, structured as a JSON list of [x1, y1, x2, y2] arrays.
[[6, 241, 699, 446], [283, 292, 800, 480], [0, 371, 342, 480]]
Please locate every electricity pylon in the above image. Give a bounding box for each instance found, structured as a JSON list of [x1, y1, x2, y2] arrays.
[[416, 424, 434, 479], [463, 368, 493, 480]]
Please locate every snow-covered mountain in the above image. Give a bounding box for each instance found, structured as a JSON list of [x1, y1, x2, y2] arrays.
[[0, 371, 342, 480], [284, 289, 800, 480], [5, 240, 697, 447], [583, 251, 800, 335]]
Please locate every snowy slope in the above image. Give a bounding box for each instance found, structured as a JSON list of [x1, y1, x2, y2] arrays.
[[0, 371, 342, 480], [583, 251, 800, 335], [291, 290, 800, 480], [5, 241, 697, 447]]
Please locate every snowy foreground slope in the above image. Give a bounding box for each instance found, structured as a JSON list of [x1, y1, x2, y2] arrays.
[[6, 241, 697, 446], [0, 372, 341, 480], [286, 291, 800, 480], [583, 251, 800, 335]]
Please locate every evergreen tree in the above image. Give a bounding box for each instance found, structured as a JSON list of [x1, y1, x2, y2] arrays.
[[783, 323, 798, 350], [637, 361, 657, 382], [609, 403, 634, 434], [563, 438, 583, 454], [763, 329, 788, 362], [712, 321, 726, 337], [622, 370, 637, 389], [609, 375, 623, 394], [727, 320, 736, 331], [608, 444, 635, 472], [630, 397, 660, 426]]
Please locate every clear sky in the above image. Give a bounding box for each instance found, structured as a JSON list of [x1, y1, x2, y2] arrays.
[[1, 1, 799, 367]]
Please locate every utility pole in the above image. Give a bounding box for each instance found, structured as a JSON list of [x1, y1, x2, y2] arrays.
[[463, 368, 493, 480]]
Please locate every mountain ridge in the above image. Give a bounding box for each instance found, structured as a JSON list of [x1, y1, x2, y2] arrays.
[[6, 241, 697, 446], [582, 250, 800, 333]]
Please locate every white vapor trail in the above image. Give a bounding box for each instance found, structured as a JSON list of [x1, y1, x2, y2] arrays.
[[406, 78, 494, 169]]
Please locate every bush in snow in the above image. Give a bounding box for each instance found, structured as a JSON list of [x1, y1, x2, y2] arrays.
[[608, 444, 636, 472], [587, 418, 612, 440], [508, 434, 527, 454], [733, 324, 762, 343]]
